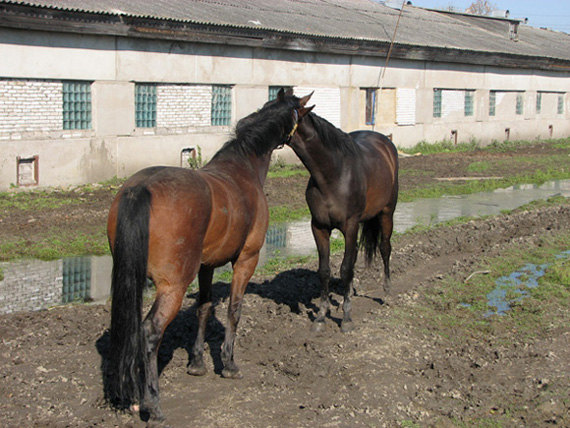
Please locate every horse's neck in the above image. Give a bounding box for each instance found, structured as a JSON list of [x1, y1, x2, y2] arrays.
[[207, 151, 272, 187], [249, 151, 272, 187], [295, 142, 340, 192]]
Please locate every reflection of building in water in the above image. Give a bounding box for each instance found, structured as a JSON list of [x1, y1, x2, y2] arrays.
[[264, 220, 318, 258], [0, 256, 111, 314], [3, 179, 570, 314]]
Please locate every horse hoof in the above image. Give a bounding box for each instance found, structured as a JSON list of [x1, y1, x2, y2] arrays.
[[187, 364, 207, 376], [222, 367, 243, 379], [383, 279, 391, 295], [341, 320, 354, 333], [311, 320, 325, 333], [140, 404, 166, 425]]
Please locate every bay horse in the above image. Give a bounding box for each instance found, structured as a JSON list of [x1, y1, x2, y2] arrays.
[[106, 89, 313, 422], [287, 107, 398, 333]]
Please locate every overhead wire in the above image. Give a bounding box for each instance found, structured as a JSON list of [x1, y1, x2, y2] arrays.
[[373, 0, 407, 131]]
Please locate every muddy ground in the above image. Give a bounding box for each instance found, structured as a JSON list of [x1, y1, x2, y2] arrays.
[[0, 142, 569, 427]]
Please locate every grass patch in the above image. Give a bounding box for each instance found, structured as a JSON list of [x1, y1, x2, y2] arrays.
[[267, 163, 308, 179], [399, 167, 570, 202], [0, 231, 109, 261], [399, 139, 480, 155], [394, 232, 570, 347], [269, 205, 310, 223], [466, 161, 491, 173]]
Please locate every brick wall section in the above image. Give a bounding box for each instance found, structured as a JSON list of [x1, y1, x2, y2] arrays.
[[0, 79, 63, 135], [0, 259, 63, 314], [157, 84, 211, 128]]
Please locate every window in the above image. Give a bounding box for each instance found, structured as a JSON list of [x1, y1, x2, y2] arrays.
[[268, 86, 293, 101], [211, 85, 232, 126], [464, 90, 474, 116], [489, 91, 496, 116], [558, 94, 564, 114], [365, 88, 377, 125], [536, 92, 542, 114], [63, 81, 91, 130], [135, 83, 157, 128], [516, 92, 524, 115], [433, 89, 442, 118]]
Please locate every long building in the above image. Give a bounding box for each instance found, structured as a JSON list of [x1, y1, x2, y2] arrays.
[[1, 0, 569, 189]]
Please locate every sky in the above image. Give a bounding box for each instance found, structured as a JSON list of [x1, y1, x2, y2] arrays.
[[407, 0, 570, 33]]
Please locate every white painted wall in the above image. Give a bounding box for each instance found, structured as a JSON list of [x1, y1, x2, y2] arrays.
[[0, 27, 569, 190]]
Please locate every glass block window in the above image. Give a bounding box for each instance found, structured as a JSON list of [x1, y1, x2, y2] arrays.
[[433, 89, 442, 118], [135, 83, 157, 128], [489, 91, 496, 116], [63, 81, 92, 130], [365, 88, 377, 125], [268, 86, 293, 100], [464, 90, 474, 116], [516, 92, 524, 115], [211, 85, 232, 126], [536, 92, 542, 114], [558, 94, 564, 114]]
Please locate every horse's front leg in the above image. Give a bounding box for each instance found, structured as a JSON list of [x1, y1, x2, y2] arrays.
[[311, 222, 331, 332], [339, 219, 359, 332], [188, 265, 213, 376], [221, 252, 259, 379]]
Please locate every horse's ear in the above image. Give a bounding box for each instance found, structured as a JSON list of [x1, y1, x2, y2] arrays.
[[285, 87, 294, 96], [299, 91, 314, 107], [277, 88, 285, 101], [298, 105, 315, 118]]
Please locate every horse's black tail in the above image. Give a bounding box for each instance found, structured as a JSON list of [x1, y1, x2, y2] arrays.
[[107, 185, 151, 409], [359, 216, 381, 266]]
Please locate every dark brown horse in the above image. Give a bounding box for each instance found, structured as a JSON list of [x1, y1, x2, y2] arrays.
[[287, 107, 398, 333], [106, 89, 312, 422]]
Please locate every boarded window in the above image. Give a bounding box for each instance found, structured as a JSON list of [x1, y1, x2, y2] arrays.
[[63, 81, 91, 130], [211, 85, 232, 126], [295, 87, 341, 127], [396, 88, 416, 125], [135, 83, 157, 128]]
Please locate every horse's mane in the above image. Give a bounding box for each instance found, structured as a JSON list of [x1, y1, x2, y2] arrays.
[[307, 113, 358, 155], [214, 96, 298, 159]]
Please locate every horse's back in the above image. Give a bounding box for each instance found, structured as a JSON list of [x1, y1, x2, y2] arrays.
[[108, 166, 213, 283], [198, 162, 270, 266]]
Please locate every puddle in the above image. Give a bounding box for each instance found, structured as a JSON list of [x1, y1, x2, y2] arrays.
[[0, 179, 568, 314], [485, 250, 570, 316], [394, 179, 570, 232]]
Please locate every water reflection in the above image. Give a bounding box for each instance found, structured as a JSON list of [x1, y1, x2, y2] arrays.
[[0, 179, 568, 314], [485, 250, 570, 316]]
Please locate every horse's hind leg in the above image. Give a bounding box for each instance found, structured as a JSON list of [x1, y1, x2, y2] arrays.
[[340, 219, 359, 333], [311, 222, 331, 333], [221, 252, 260, 379], [188, 265, 213, 376], [140, 283, 186, 422], [379, 209, 395, 294]]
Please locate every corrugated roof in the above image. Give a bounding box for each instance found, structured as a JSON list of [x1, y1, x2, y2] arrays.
[[1, 0, 569, 62]]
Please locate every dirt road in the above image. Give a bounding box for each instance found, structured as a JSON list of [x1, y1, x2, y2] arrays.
[[1, 141, 569, 426], [1, 199, 569, 427]]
